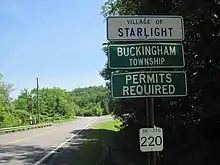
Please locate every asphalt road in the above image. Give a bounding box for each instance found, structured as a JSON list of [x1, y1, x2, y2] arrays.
[[0, 116, 112, 165]]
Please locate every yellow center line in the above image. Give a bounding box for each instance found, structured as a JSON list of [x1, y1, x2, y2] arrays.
[[0, 130, 55, 148]]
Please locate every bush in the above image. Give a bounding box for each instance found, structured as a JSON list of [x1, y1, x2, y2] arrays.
[[0, 112, 18, 128], [83, 110, 94, 116]]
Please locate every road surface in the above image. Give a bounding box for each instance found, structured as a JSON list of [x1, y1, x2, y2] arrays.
[[0, 116, 112, 165]]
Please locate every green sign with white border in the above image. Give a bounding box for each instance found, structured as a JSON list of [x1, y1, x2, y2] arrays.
[[111, 71, 187, 98], [108, 43, 185, 69]]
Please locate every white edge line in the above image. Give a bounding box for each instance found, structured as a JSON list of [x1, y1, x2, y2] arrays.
[[33, 118, 99, 165]]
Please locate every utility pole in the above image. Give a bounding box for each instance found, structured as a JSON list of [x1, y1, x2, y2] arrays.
[[36, 77, 40, 124], [27, 91, 32, 125], [31, 97, 34, 116], [31, 96, 34, 124]]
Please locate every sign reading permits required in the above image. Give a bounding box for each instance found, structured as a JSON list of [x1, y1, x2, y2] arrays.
[[108, 43, 185, 69], [139, 127, 163, 152], [111, 71, 187, 98], [107, 15, 184, 41]]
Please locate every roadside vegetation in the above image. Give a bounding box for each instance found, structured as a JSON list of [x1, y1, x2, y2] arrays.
[[0, 74, 109, 128], [48, 120, 123, 165], [100, 0, 220, 165], [72, 120, 121, 165]]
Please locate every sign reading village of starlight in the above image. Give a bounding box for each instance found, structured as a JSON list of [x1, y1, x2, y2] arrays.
[[107, 15, 184, 41], [108, 43, 185, 69], [111, 71, 187, 98]]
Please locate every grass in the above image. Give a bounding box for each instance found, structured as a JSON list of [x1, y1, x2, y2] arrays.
[[48, 120, 125, 165], [74, 120, 121, 164], [52, 117, 75, 123], [94, 120, 121, 131]]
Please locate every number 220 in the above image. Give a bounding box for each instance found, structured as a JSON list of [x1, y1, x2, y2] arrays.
[[141, 136, 162, 146]]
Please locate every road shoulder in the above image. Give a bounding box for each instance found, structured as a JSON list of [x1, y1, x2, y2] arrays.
[[45, 119, 127, 165]]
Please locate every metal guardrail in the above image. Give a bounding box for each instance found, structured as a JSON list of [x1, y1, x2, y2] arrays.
[[0, 123, 52, 133]]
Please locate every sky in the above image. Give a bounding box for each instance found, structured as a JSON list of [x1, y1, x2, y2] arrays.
[[0, 0, 107, 98]]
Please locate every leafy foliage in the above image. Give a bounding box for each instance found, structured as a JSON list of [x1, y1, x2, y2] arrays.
[[0, 75, 109, 128], [100, 0, 220, 164], [69, 86, 109, 116]]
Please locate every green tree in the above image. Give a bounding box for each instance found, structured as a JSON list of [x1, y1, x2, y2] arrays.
[[68, 85, 109, 116], [14, 89, 30, 112], [101, 0, 220, 164], [1, 80, 109, 127], [0, 74, 17, 128]]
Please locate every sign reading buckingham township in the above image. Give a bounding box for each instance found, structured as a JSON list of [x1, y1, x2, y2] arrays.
[[108, 43, 185, 69], [111, 71, 187, 98], [107, 15, 184, 41]]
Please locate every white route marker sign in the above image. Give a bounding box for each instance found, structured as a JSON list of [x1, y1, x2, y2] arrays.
[[139, 127, 163, 152]]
